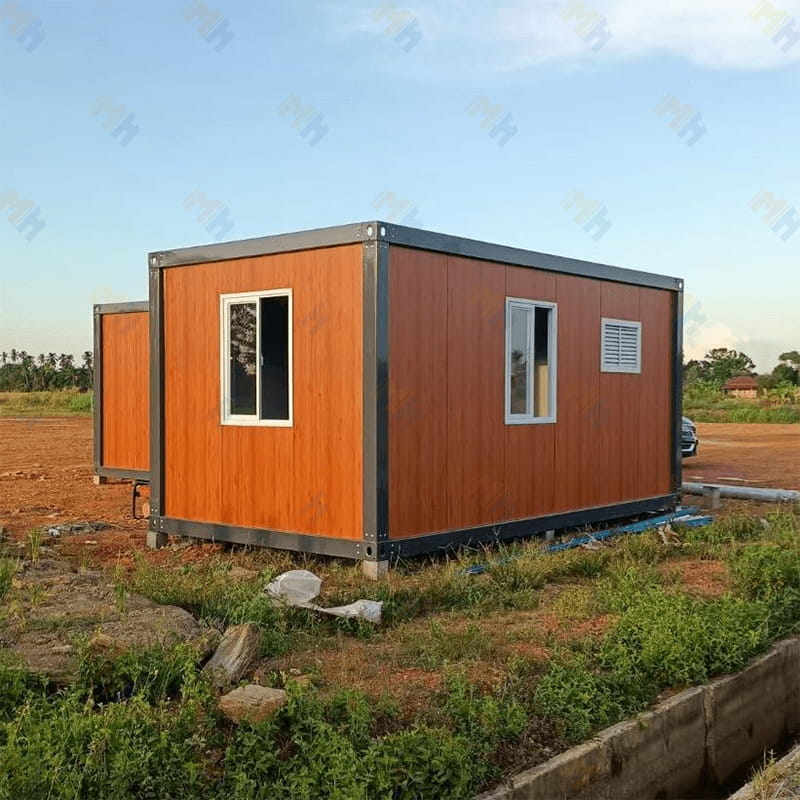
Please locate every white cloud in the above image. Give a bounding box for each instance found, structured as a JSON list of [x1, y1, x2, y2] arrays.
[[684, 319, 746, 361], [327, 0, 800, 75]]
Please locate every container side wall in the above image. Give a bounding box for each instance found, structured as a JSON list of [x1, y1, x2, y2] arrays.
[[161, 244, 363, 539], [100, 311, 150, 472], [388, 246, 674, 539]]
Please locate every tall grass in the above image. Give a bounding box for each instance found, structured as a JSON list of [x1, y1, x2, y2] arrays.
[[0, 391, 93, 417]]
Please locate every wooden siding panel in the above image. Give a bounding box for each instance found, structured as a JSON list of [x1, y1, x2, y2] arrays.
[[598, 283, 641, 505], [637, 288, 673, 496], [553, 274, 601, 511], [163, 244, 363, 539], [101, 311, 149, 471], [388, 248, 449, 537], [388, 247, 674, 538], [504, 267, 558, 518], [446, 255, 506, 529]]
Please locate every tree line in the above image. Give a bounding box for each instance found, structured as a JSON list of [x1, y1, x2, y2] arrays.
[[684, 348, 800, 396], [0, 350, 93, 392]]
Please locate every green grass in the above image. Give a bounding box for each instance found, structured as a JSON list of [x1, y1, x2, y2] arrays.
[[3, 507, 800, 798], [682, 391, 800, 423], [0, 390, 93, 417], [0, 559, 18, 602]]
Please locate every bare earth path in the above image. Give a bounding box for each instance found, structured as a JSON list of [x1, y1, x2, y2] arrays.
[[0, 418, 797, 550]]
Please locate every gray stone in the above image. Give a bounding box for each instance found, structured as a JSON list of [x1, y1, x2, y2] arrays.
[[598, 686, 706, 800], [705, 643, 794, 785], [203, 623, 262, 686], [218, 684, 287, 724], [362, 560, 389, 580], [146, 530, 168, 549]]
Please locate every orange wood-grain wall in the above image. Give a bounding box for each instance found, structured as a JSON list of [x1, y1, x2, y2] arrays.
[[162, 244, 363, 539], [388, 246, 674, 539], [101, 311, 150, 471]]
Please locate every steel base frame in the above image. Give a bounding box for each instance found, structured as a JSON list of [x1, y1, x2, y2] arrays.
[[151, 494, 678, 563]]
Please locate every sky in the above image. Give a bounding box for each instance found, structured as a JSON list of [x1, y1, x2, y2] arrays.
[[0, 0, 798, 371]]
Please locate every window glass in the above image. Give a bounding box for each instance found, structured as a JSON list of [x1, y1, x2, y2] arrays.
[[533, 307, 551, 418], [509, 306, 530, 415], [506, 298, 556, 424], [260, 296, 289, 420], [229, 302, 257, 416]]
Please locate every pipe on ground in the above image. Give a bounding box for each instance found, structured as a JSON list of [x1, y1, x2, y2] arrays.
[[682, 482, 800, 503]]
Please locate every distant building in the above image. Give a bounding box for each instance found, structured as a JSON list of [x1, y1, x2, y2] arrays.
[[723, 375, 759, 398]]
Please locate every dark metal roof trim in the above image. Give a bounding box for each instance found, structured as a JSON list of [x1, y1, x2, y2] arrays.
[[94, 301, 149, 315], [150, 220, 682, 291]]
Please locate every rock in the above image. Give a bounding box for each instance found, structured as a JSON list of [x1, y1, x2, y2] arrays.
[[202, 623, 262, 686], [218, 685, 287, 724], [3, 560, 214, 684]]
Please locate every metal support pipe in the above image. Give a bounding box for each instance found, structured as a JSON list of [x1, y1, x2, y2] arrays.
[[682, 483, 800, 503]]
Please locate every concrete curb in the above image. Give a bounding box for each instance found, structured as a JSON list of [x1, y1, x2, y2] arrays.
[[477, 637, 800, 800]]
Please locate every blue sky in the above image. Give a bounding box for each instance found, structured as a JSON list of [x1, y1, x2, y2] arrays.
[[1, 0, 798, 370]]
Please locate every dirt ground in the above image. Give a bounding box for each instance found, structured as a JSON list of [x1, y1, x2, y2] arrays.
[[1, 417, 797, 552], [686, 423, 800, 490], [0, 417, 149, 550]]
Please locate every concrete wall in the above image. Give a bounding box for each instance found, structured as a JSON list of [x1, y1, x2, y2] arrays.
[[478, 637, 800, 800]]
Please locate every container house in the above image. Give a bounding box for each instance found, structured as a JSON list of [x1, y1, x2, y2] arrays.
[[146, 222, 683, 576], [93, 302, 150, 483]]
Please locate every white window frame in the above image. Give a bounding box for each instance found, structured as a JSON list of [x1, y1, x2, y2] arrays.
[[504, 297, 557, 425], [601, 317, 642, 374], [220, 289, 293, 427]]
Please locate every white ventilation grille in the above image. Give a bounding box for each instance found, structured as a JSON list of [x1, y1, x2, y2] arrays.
[[601, 318, 641, 373]]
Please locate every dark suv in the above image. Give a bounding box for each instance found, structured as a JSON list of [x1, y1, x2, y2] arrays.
[[682, 416, 698, 457]]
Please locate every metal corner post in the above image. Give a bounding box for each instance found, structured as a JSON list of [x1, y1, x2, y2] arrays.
[[361, 231, 390, 562], [93, 305, 102, 474], [148, 259, 164, 524], [671, 283, 684, 495]]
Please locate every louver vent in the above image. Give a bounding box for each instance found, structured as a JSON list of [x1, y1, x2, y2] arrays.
[[601, 319, 641, 373]]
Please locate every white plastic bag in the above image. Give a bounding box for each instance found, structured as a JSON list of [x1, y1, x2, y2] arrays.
[[265, 570, 382, 624]]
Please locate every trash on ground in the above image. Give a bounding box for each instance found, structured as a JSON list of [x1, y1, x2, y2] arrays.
[[461, 507, 714, 575], [47, 521, 110, 539], [264, 570, 383, 624]]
